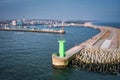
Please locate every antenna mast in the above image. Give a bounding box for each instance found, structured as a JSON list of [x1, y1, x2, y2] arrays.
[[62, 21, 64, 31]]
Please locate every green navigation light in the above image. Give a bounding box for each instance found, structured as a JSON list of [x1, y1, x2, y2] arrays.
[[58, 39, 66, 57]]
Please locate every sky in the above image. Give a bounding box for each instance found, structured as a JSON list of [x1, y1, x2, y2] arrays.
[[0, 0, 120, 22]]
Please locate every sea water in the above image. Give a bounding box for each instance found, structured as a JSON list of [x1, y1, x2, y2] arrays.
[[0, 25, 119, 80]]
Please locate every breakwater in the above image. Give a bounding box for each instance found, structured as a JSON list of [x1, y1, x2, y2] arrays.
[[69, 48, 120, 74], [0, 28, 65, 34], [52, 22, 120, 74]]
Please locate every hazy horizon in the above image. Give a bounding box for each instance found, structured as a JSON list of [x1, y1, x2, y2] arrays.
[[0, 0, 120, 22]]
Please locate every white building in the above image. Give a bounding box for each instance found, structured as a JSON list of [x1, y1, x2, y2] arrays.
[[12, 20, 17, 26]]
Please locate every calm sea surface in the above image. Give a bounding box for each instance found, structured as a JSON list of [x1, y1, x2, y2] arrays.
[[0, 25, 119, 80], [93, 22, 120, 28]]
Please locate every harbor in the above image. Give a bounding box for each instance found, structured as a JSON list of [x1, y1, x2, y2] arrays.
[[0, 0, 120, 79], [0, 22, 119, 80], [0, 19, 66, 34], [52, 22, 120, 74]]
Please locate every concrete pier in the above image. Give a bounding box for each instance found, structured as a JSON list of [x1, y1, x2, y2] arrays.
[[0, 28, 65, 34], [52, 22, 120, 68]]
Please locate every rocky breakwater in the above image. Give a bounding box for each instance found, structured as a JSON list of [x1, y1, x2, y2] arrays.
[[70, 48, 120, 74], [69, 23, 120, 74]]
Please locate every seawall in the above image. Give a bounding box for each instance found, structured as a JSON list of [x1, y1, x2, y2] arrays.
[[52, 22, 120, 72], [0, 28, 65, 34]]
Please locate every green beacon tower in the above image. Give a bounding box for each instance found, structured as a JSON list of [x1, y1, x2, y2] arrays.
[[58, 39, 66, 57]]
